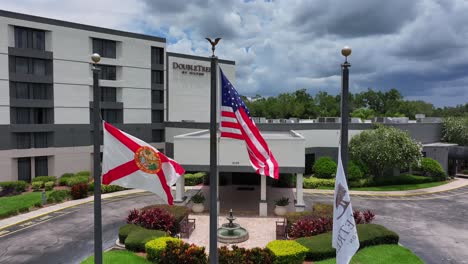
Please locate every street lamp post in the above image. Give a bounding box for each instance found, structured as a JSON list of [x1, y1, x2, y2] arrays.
[[340, 46, 351, 177], [91, 53, 103, 264]]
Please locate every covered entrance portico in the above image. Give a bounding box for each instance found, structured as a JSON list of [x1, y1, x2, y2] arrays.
[[173, 130, 305, 216]]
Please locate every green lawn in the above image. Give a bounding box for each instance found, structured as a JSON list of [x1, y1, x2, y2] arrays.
[[81, 250, 150, 264], [0, 191, 51, 219], [315, 245, 423, 264], [317, 181, 448, 191]]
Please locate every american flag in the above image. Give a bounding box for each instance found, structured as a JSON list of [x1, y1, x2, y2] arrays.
[[220, 69, 279, 179]]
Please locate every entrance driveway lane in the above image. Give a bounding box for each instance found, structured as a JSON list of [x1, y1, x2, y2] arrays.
[[305, 194, 468, 264], [0, 194, 164, 264]]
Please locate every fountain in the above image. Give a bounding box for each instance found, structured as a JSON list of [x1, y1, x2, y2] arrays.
[[217, 209, 249, 244]]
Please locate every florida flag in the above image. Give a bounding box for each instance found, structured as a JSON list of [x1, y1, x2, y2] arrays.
[[219, 69, 279, 179], [102, 121, 184, 205]]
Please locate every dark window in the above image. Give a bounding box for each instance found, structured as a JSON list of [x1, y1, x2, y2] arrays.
[[16, 133, 31, 149], [32, 108, 50, 124], [152, 70, 163, 84], [101, 109, 122, 123], [35, 156, 48, 176], [152, 129, 165, 142], [34, 133, 49, 148], [98, 65, 117, 80], [152, 110, 164, 123], [93, 38, 117, 58], [14, 57, 50, 76], [18, 157, 31, 182], [101, 87, 116, 102], [152, 90, 164, 104], [151, 47, 164, 65], [12, 82, 51, 100], [15, 108, 30, 124], [15, 27, 45, 50]]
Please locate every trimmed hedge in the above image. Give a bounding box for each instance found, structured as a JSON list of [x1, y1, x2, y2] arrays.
[[32, 176, 57, 183], [313, 157, 337, 179], [32, 181, 42, 191], [125, 228, 167, 252], [47, 190, 70, 203], [145, 237, 182, 262], [347, 161, 364, 180], [372, 174, 433, 186], [303, 177, 335, 189], [296, 224, 399, 261], [218, 245, 273, 264], [0, 181, 27, 194], [66, 176, 90, 187], [184, 172, 206, 186], [76, 171, 91, 177], [59, 173, 74, 186], [418, 157, 447, 180], [266, 240, 308, 264], [119, 224, 145, 244], [88, 182, 126, 193], [44, 181, 55, 191]]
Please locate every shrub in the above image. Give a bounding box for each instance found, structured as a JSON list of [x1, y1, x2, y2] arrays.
[[353, 210, 376, 224], [312, 157, 337, 179], [349, 177, 374, 188], [347, 161, 364, 180], [417, 157, 447, 180], [184, 172, 205, 186], [139, 205, 190, 234], [66, 176, 90, 187], [218, 245, 273, 264], [59, 173, 74, 186], [32, 176, 56, 183], [274, 197, 290, 206], [160, 241, 207, 264], [119, 224, 145, 244], [191, 193, 206, 204], [0, 181, 27, 195], [266, 240, 308, 264], [32, 181, 43, 191], [127, 208, 176, 234], [312, 203, 333, 217], [101, 184, 125, 193], [47, 190, 70, 203], [71, 183, 88, 199], [441, 117, 468, 146], [76, 171, 91, 177], [372, 174, 433, 186], [288, 217, 333, 239], [44, 181, 55, 191], [125, 228, 167, 252], [303, 177, 335, 189], [296, 224, 399, 261], [272, 174, 296, 188], [145, 237, 182, 262]]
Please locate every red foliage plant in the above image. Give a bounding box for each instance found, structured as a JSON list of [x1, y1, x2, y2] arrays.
[[126, 208, 176, 233], [70, 183, 88, 200], [353, 210, 376, 224], [160, 241, 207, 264]]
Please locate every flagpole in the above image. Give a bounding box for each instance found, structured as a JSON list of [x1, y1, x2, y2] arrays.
[[340, 46, 351, 177], [91, 53, 103, 264], [208, 39, 220, 264]]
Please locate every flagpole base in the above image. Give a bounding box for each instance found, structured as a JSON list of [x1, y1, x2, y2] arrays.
[[295, 204, 306, 212], [174, 196, 187, 204], [259, 200, 267, 216]]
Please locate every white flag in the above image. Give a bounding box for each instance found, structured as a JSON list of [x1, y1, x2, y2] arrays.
[[332, 151, 359, 264], [102, 121, 185, 205]]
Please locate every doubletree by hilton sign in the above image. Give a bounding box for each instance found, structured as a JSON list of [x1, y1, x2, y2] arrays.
[[173, 62, 210, 76]]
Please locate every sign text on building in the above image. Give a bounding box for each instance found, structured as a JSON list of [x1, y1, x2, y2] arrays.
[[173, 62, 210, 76]]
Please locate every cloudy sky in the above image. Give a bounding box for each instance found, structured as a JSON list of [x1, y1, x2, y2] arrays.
[[2, 0, 467, 107]]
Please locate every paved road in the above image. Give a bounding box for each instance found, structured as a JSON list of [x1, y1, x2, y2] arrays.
[[305, 185, 468, 264], [1, 186, 467, 264]]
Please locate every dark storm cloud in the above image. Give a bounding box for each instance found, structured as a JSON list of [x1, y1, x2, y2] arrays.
[[292, 0, 419, 37]]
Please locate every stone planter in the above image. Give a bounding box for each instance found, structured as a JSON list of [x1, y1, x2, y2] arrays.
[[274, 205, 287, 216], [192, 203, 205, 213]]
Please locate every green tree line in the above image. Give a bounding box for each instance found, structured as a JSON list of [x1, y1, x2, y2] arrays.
[[243, 88, 468, 120]]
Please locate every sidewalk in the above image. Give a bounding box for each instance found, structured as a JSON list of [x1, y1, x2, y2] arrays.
[[302, 177, 468, 196]]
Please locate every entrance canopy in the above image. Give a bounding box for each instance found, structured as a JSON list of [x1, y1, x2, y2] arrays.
[[174, 130, 305, 173]]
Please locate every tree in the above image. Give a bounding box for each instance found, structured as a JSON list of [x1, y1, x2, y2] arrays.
[[351, 108, 375, 120], [441, 117, 468, 146], [349, 125, 422, 177]]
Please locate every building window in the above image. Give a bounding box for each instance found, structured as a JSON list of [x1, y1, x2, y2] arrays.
[[152, 129, 165, 142], [97, 65, 117, 80], [101, 109, 122, 123], [15, 108, 31, 124], [35, 156, 48, 176], [18, 157, 31, 182], [101, 87, 117, 102], [152, 90, 164, 104], [13, 108, 52, 124], [13, 57, 50, 76], [32, 108, 51, 124], [93, 38, 117, 58], [152, 110, 164, 123], [151, 47, 164, 65], [34, 133, 49, 148], [16, 133, 31, 149], [12, 82, 52, 100], [15, 27, 45, 50], [152, 70, 163, 84]]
